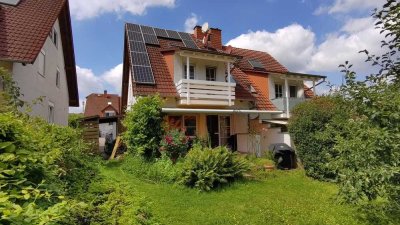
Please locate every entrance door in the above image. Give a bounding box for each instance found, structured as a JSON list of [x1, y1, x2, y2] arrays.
[[206, 115, 219, 148]]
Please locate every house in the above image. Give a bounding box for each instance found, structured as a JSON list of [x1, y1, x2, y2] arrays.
[[120, 23, 325, 153], [84, 90, 121, 141], [0, 0, 78, 125]]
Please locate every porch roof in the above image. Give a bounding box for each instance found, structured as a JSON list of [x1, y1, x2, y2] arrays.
[[161, 108, 283, 114]]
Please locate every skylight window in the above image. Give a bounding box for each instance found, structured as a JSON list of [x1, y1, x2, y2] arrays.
[[0, 0, 21, 6], [248, 59, 264, 70]]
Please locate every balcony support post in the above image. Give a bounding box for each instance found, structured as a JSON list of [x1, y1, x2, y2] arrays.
[[186, 56, 190, 104], [312, 80, 316, 96], [227, 62, 232, 106], [284, 76, 289, 118]]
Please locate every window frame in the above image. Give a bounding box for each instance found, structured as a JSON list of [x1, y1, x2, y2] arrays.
[[38, 50, 46, 77], [275, 84, 283, 98], [56, 67, 60, 88], [206, 67, 217, 81], [183, 64, 195, 80], [183, 115, 197, 137]]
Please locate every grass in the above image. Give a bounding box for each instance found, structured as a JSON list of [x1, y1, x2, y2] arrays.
[[97, 160, 366, 225]]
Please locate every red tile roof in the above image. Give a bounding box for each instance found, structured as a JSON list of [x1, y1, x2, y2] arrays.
[[0, 0, 79, 106], [121, 24, 323, 111], [84, 93, 121, 117]]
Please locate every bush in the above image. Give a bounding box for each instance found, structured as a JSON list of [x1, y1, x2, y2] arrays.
[[160, 129, 189, 161], [288, 96, 348, 181], [122, 95, 164, 158], [179, 146, 250, 191]]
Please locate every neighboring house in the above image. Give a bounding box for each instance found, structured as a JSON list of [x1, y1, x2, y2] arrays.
[[84, 91, 121, 141], [0, 0, 78, 125], [120, 23, 325, 153]]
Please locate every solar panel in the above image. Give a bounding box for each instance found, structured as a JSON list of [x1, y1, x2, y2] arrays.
[[154, 28, 169, 38], [127, 31, 144, 42], [248, 59, 264, 69], [166, 30, 181, 40], [143, 34, 159, 45], [131, 52, 150, 66], [140, 25, 155, 35], [126, 23, 141, 33], [132, 65, 155, 84], [182, 39, 198, 49], [130, 41, 147, 53], [178, 32, 192, 40]]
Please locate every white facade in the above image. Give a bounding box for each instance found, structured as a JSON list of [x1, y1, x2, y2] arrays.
[[5, 19, 70, 125]]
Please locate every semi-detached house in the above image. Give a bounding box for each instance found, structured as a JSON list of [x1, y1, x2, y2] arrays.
[[121, 23, 325, 153], [0, 0, 78, 125]]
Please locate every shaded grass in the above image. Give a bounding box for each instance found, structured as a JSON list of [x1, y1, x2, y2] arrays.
[[99, 163, 365, 225]]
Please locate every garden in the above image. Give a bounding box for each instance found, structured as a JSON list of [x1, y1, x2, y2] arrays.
[[0, 1, 399, 224]]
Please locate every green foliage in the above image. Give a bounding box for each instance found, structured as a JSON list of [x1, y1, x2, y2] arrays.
[[288, 96, 349, 181], [160, 129, 189, 161], [68, 113, 83, 129], [179, 146, 250, 191], [0, 67, 25, 110], [0, 111, 99, 224], [121, 155, 182, 183], [122, 95, 164, 158]]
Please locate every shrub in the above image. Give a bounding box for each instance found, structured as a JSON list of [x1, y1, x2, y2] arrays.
[[122, 95, 164, 158], [288, 96, 348, 181], [160, 129, 189, 161], [179, 146, 250, 191]]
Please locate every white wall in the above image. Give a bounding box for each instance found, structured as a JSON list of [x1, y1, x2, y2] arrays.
[[264, 128, 292, 148], [99, 122, 117, 140], [173, 55, 227, 83], [11, 19, 70, 125]]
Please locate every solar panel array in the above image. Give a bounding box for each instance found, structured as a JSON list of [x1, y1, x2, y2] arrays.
[[126, 23, 200, 84]]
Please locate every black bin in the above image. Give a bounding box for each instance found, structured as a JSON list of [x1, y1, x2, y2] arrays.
[[269, 143, 296, 170]]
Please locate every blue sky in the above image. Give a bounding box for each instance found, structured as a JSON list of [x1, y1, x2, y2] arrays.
[[68, 0, 386, 112]]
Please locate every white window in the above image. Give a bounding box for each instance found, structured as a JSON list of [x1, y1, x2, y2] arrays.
[[105, 111, 115, 117], [275, 84, 283, 98], [48, 102, 55, 124], [206, 67, 216, 81], [183, 65, 195, 80], [56, 67, 60, 88], [38, 50, 45, 76]]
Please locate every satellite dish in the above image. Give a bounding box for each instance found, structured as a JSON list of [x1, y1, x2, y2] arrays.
[[201, 22, 209, 33]]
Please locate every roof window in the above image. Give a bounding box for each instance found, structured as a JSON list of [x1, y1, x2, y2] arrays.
[[248, 59, 264, 70], [0, 0, 21, 6]]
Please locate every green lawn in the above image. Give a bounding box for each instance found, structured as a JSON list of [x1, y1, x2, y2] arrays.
[[98, 162, 365, 225]]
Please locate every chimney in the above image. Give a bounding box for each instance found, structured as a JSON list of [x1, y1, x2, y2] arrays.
[[193, 25, 204, 40], [209, 28, 222, 50]]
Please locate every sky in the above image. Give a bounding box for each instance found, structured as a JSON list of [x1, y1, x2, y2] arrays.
[[68, 0, 387, 113]]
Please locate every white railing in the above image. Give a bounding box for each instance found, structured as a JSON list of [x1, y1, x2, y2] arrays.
[[176, 79, 236, 106]]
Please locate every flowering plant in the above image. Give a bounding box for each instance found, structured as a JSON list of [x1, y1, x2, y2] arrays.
[[160, 129, 189, 161]]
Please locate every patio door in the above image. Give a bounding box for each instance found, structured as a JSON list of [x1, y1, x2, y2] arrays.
[[206, 115, 219, 148]]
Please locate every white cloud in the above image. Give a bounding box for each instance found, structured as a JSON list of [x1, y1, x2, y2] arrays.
[[227, 24, 316, 72], [308, 17, 384, 73], [314, 0, 385, 15], [102, 63, 123, 94], [69, 0, 176, 20], [69, 64, 123, 113], [226, 17, 385, 76], [184, 13, 199, 33]]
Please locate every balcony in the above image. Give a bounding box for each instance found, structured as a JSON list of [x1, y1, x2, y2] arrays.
[[271, 97, 306, 112], [176, 79, 236, 106]]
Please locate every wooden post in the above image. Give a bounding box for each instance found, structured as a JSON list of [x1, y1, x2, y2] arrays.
[[109, 136, 121, 160], [313, 80, 317, 96]]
